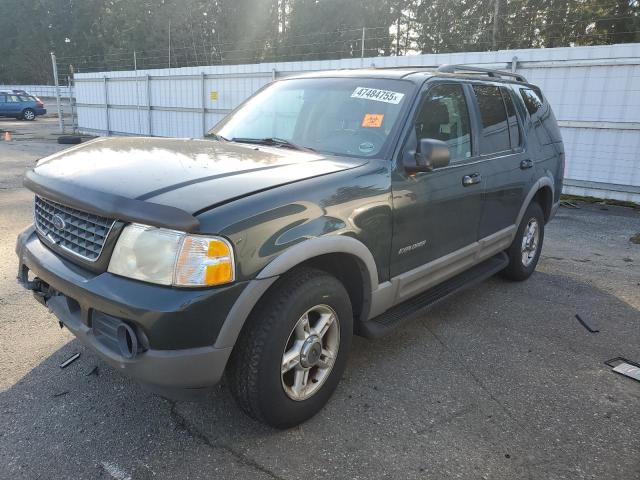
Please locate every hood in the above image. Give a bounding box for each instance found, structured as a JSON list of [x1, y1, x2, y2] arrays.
[[33, 137, 367, 214]]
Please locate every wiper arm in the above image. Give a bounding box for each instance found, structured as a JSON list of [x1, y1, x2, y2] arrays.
[[204, 133, 229, 141], [231, 137, 315, 152]]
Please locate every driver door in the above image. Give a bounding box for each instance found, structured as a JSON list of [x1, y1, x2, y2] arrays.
[[390, 82, 484, 290]]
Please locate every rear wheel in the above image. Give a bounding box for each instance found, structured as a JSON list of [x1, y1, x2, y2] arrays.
[[226, 268, 352, 428], [22, 108, 35, 121], [501, 201, 545, 281]]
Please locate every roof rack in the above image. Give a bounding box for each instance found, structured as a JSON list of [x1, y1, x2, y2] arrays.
[[436, 64, 527, 83]]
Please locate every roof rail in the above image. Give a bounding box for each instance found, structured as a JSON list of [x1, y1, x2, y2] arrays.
[[373, 65, 440, 70], [436, 64, 527, 83]]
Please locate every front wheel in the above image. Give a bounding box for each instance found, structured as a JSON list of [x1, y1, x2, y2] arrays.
[[22, 108, 36, 121], [501, 202, 545, 281], [226, 268, 353, 428]]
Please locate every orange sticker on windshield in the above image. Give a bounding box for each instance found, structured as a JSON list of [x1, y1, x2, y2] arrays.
[[361, 113, 384, 128]]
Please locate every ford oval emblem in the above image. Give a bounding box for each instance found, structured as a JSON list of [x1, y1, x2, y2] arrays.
[[52, 214, 66, 231]]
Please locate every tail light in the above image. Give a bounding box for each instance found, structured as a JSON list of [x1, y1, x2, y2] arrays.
[[35, 97, 44, 108]]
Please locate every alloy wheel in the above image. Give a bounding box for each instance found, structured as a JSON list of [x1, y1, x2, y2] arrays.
[[281, 304, 340, 401]]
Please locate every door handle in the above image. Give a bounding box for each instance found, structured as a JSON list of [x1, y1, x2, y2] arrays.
[[462, 173, 481, 186], [520, 159, 534, 170]]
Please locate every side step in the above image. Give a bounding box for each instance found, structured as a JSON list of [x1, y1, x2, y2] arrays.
[[359, 252, 509, 338]]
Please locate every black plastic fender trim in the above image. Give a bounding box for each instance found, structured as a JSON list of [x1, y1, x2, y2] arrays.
[[24, 170, 200, 232]]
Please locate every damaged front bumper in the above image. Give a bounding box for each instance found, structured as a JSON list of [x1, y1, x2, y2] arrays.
[[16, 225, 244, 393]]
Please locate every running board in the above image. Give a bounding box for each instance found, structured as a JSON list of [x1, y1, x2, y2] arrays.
[[359, 252, 509, 338]]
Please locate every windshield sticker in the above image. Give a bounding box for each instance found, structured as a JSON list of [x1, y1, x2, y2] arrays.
[[351, 87, 405, 104], [361, 113, 384, 128]]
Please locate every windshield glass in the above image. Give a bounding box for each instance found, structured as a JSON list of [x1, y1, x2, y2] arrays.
[[209, 77, 415, 158]]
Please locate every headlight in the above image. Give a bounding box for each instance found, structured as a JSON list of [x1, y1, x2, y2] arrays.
[[108, 223, 235, 287]]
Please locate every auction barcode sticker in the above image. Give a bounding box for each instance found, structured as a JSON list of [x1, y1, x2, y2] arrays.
[[351, 87, 405, 104]]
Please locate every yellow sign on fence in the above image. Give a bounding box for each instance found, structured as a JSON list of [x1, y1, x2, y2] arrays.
[[210, 91, 218, 101]]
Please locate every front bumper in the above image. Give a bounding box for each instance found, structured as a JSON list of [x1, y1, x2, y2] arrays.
[[16, 226, 245, 390]]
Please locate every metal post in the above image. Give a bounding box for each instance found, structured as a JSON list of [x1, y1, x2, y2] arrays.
[[492, 0, 500, 50], [146, 74, 152, 136], [201, 72, 206, 137], [168, 20, 172, 68], [103, 76, 110, 136], [134, 50, 141, 135], [361, 27, 365, 59], [67, 75, 76, 134], [50, 52, 64, 134], [511, 56, 518, 73]]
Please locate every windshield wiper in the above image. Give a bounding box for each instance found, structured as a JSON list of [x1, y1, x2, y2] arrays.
[[230, 137, 315, 152], [204, 132, 229, 141]]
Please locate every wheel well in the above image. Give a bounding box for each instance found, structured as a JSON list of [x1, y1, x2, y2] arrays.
[[295, 253, 370, 326], [533, 186, 553, 222]]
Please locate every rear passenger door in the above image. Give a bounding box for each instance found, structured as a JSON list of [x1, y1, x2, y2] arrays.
[[0, 94, 8, 115], [2, 94, 22, 117], [470, 84, 533, 239]]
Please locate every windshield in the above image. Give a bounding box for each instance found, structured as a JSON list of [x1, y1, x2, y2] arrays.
[[209, 77, 415, 158]]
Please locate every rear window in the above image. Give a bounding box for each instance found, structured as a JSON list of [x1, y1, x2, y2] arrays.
[[519, 88, 544, 116], [472, 85, 511, 154], [18, 95, 33, 102]]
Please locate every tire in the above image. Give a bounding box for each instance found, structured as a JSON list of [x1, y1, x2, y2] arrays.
[[226, 267, 353, 428], [58, 135, 82, 145], [501, 201, 545, 281], [22, 108, 36, 121]]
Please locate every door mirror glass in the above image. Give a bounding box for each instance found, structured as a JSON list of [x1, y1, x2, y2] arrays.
[[405, 138, 450, 173]]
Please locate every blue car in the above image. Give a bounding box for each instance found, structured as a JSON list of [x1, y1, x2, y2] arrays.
[[0, 91, 46, 120]]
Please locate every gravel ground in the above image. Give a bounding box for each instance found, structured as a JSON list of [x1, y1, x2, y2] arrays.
[[0, 116, 639, 480]]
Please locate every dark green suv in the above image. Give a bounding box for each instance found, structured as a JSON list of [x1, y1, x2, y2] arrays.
[[16, 65, 564, 428]]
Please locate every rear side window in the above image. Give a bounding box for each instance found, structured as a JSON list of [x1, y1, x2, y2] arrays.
[[520, 88, 544, 116], [472, 85, 510, 154], [500, 87, 521, 149]]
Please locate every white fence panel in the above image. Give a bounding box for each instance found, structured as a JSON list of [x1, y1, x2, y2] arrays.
[[74, 43, 640, 202]]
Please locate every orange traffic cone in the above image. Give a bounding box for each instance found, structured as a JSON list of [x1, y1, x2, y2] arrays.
[[2, 131, 11, 142]]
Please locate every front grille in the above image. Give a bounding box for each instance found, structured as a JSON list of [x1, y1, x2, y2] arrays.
[[34, 196, 115, 261]]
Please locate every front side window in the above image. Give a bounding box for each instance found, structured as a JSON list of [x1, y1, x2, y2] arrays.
[[414, 83, 471, 162], [211, 78, 415, 158], [472, 85, 511, 155]]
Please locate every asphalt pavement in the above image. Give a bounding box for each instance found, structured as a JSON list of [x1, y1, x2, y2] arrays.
[[0, 116, 639, 479]]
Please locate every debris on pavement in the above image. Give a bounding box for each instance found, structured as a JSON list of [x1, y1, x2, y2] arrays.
[[560, 200, 580, 209], [605, 358, 640, 383], [86, 366, 99, 376], [630, 233, 640, 245], [53, 391, 69, 398], [59, 352, 81, 369], [575, 314, 599, 333]]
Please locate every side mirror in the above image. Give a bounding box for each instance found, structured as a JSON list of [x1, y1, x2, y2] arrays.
[[404, 138, 450, 173]]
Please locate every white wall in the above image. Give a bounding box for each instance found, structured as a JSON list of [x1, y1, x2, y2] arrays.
[[73, 43, 640, 203]]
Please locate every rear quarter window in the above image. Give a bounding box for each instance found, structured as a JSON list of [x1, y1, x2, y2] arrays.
[[519, 88, 544, 116]]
